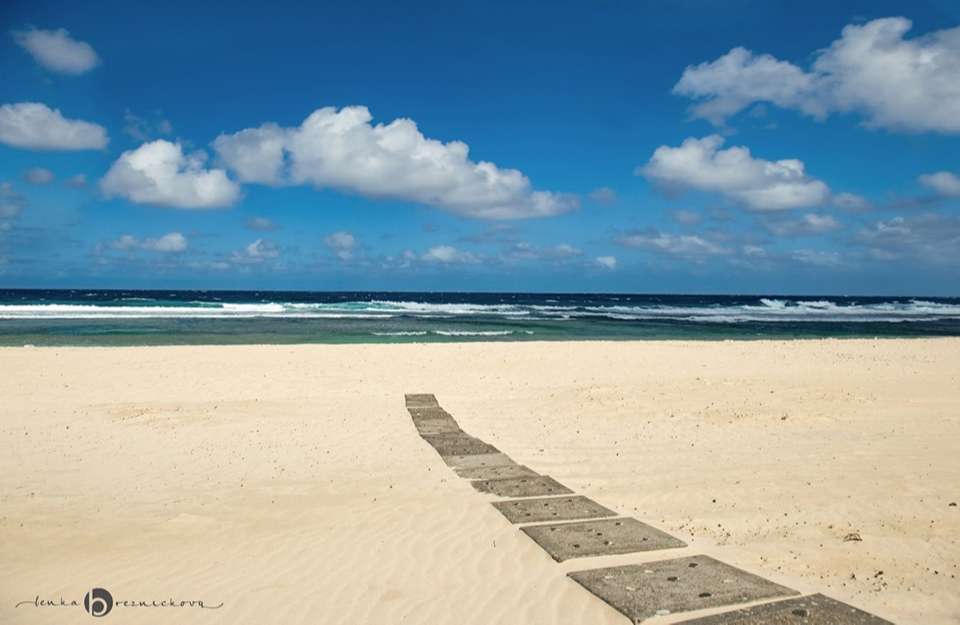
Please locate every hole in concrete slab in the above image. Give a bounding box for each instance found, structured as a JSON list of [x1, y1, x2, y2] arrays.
[[667, 576, 679, 582], [792, 609, 808, 617], [699, 592, 712, 598], [688, 563, 698, 568], [573, 544, 581, 549], [604, 540, 612, 545], [615, 521, 622, 526]]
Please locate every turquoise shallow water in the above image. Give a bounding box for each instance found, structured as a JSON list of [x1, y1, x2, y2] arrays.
[[1, 289, 958, 346]]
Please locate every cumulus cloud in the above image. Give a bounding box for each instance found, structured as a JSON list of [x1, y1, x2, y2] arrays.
[[589, 187, 617, 204], [500, 241, 582, 263], [765, 213, 841, 236], [246, 216, 277, 231], [0, 102, 108, 150], [617, 229, 730, 258], [245, 238, 279, 259], [227, 239, 281, 265], [324, 231, 357, 260], [213, 106, 577, 219], [639, 135, 829, 211], [674, 17, 960, 133], [421, 245, 479, 263], [101, 140, 241, 209], [595, 255, 617, 270], [109, 232, 187, 253], [23, 167, 54, 184], [919, 171, 960, 197], [12, 28, 99, 75], [856, 214, 960, 264]]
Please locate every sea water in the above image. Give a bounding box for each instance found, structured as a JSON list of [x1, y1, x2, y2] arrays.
[[0, 289, 958, 345]]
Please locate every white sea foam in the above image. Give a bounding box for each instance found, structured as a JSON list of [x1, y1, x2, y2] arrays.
[[0, 297, 957, 322]]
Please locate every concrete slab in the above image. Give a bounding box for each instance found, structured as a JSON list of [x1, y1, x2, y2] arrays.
[[408, 407, 454, 421], [521, 517, 687, 562], [674, 594, 894, 625], [404, 393, 438, 406], [422, 433, 499, 456], [567, 555, 798, 624], [454, 464, 541, 480], [471, 475, 573, 498], [413, 417, 462, 436], [492, 495, 617, 524], [442, 452, 516, 469]]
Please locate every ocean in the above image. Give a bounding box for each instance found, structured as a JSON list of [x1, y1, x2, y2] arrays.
[[0, 289, 958, 346]]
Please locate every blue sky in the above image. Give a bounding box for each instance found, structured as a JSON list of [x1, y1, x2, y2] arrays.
[[0, 0, 958, 294]]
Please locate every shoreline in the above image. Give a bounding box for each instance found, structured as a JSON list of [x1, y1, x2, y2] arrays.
[[2, 334, 960, 349]]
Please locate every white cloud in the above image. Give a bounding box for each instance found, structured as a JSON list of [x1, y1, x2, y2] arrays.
[[229, 238, 281, 265], [790, 249, 842, 267], [0, 183, 27, 219], [213, 106, 577, 219], [110, 234, 139, 251], [919, 171, 960, 197], [0, 102, 107, 150], [639, 135, 829, 211], [324, 231, 357, 260], [108, 232, 187, 253], [671, 209, 702, 225], [12, 28, 99, 75], [23, 167, 54, 184], [765, 213, 841, 236], [101, 140, 241, 209], [589, 187, 617, 204], [66, 173, 87, 188], [246, 216, 277, 231], [500, 241, 583, 263], [244, 238, 279, 259], [674, 17, 960, 133], [833, 192, 870, 211], [421, 245, 479, 264], [212, 123, 287, 185], [595, 255, 617, 270], [856, 214, 960, 264], [553, 243, 582, 257], [123, 110, 174, 141], [144, 232, 188, 252], [617, 229, 730, 258]]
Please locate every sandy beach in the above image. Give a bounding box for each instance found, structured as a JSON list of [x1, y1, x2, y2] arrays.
[[1, 339, 958, 624]]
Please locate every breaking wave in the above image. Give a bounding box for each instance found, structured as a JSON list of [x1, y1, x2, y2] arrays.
[[1, 297, 958, 323]]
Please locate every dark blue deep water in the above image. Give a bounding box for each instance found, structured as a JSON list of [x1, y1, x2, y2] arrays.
[[0, 289, 958, 345]]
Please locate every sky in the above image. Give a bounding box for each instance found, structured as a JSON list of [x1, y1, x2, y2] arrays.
[[0, 0, 958, 295]]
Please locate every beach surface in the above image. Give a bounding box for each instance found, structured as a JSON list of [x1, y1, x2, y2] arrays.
[[1, 339, 958, 624]]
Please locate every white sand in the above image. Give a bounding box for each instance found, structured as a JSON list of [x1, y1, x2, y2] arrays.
[[1, 339, 958, 624]]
